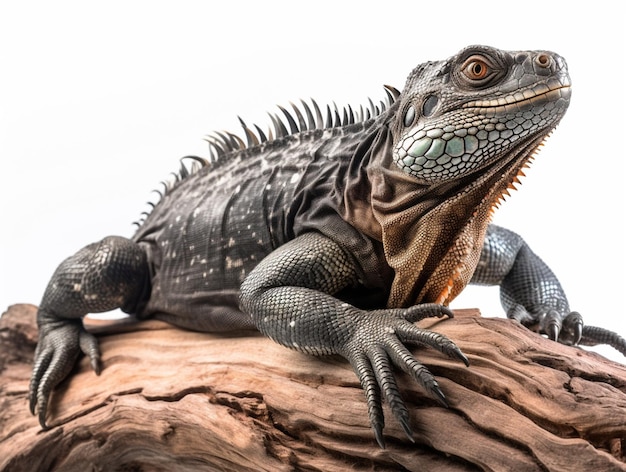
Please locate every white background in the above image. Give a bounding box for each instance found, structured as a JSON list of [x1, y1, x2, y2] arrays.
[[1, 1, 624, 361]]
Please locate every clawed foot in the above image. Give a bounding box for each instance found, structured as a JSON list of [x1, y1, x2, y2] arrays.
[[29, 315, 101, 428], [507, 304, 583, 345], [507, 304, 626, 357], [341, 303, 469, 448]]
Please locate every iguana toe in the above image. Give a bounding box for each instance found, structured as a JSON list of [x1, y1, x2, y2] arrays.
[[540, 309, 563, 342], [350, 350, 386, 448], [343, 307, 467, 446], [29, 319, 101, 428], [560, 311, 584, 345], [401, 303, 455, 322], [573, 321, 583, 345], [546, 322, 560, 342], [394, 320, 470, 368], [79, 330, 102, 375]]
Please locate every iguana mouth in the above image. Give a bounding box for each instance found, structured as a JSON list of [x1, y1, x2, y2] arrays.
[[464, 84, 571, 112]]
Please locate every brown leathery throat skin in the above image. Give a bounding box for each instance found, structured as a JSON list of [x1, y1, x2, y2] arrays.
[[357, 122, 547, 309]]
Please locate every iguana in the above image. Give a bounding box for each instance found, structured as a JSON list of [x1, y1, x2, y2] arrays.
[[29, 45, 626, 448]]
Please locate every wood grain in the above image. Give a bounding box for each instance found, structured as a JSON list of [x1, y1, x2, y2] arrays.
[[1, 304, 625, 471]]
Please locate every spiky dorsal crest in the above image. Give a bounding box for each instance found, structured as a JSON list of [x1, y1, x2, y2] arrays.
[[203, 85, 400, 161], [132, 86, 400, 227]]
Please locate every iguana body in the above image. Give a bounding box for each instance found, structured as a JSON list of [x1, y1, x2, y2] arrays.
[[29, 45, 626, 447]]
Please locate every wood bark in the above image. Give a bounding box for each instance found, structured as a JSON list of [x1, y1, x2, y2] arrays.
[[1, 303, 625, 471]]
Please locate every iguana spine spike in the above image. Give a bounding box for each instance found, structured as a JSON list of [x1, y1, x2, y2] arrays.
[[254, 124, 268, 143], [268, 113, 288, 138], [368, 97, 377, 117], [290, 102, 308, 132], [310, 99, 324, 129], [237, 117, 259, 147], [277, 105, 300, 134], [383, 84, 401, 103], [299, 100, 316, 130], [324, 104, 333, 129], [332, 102, 341, 128]]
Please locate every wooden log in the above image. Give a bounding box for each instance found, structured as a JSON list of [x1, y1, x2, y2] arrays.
[[1, 303, 625, 471]]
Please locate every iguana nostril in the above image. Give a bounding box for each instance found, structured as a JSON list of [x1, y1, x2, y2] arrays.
[[535, 53, 551, 68]]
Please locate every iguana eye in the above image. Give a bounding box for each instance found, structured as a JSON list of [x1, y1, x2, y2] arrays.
[[422, 95, 439, 117], [455, 53, 507, 89], [403, 105, 416, 127], [463, 59, 490, 80], [458, 54, 503, 88]]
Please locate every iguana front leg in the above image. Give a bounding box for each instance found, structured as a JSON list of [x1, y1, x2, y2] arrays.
[[239, 231, 469, 448], [30, 236, 149, 427], [472, 224, 626, 355]]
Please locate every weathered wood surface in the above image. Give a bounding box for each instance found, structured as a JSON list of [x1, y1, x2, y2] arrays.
[[1, 303, 625, 472]]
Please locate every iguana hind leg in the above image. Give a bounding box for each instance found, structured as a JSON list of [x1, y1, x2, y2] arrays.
[[30, 236, 149, 428], [471, 224, 626, 356]]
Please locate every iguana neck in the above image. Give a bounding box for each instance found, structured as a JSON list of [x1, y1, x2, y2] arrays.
[[344, 123, 543, 308]]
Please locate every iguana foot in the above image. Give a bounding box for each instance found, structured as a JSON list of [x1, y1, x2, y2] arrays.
[[28, 236, 148, 428], [507, 304, 626, 357], [29, 315, 101, 428], [475, 225, 626, 358], [341, 303, 469, 448], [507, 304, 583, 345]]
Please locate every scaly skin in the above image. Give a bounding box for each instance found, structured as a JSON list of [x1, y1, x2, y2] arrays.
[[28, 45, 626, 447], [471, 224, 583, 344]]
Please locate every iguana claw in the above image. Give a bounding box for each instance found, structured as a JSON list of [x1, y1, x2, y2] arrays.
[[29, 317, 102, 428], [507, 305, 626, 357], [561, 311, 584, 346], [343, 304, 468, 448], [508, 304, 587, 347], [79, 329, 102, 375]]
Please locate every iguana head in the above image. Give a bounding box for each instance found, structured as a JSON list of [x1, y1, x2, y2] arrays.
[[391, 45, 571, 183], [369, 45, 571, 307]]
